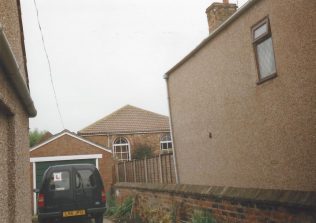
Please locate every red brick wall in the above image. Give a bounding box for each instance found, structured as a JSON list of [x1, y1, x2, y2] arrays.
[[114, 183, 316, 223]]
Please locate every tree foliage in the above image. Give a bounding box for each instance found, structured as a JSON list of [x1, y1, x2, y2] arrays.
[[133, 144, 154, 160], [29, 129, 47, 147]]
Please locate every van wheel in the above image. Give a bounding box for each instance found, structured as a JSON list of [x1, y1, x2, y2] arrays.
[[95, 214, 103, 223]]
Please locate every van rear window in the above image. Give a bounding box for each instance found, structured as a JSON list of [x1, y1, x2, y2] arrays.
[[49, 171, 70, 191], [75, 169, 96, 189]]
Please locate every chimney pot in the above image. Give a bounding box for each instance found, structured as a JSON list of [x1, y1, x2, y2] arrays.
[[223, 0, 229, 3]]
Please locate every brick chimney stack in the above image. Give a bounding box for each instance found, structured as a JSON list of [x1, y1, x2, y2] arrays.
[[206, 0, 237, 33]]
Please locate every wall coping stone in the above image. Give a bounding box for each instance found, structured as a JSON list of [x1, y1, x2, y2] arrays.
[[114, 183, 316, 209]]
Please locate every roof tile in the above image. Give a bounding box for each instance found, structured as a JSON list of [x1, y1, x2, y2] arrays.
[[78, 105, 170, 135]]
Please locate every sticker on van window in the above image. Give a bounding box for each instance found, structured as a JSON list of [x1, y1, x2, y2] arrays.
[[55, 187, 65, 191], [53, 172, 62, 182]]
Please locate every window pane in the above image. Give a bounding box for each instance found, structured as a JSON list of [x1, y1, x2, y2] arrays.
[[76, 170, 96, 189], [49, 171, 70, 191], [254, 23, 268, 39], [115, 146, 122, 152], [161, 134, 171, 141], [120, 138, 127, 144], [257, 37, 276, 79], [123, 145, 128, 152], [115, 137, 127, 144]]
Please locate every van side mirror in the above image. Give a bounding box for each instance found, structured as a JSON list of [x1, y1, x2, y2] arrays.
[[33, 188, 40, 193]]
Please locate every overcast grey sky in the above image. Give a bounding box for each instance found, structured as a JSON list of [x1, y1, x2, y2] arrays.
[[21, 0, 247, 134]]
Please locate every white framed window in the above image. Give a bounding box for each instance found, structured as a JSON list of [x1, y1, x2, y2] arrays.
[[160, 134, 173, 150], [113, 137, 130, 161], [252, 17, 277, 84]]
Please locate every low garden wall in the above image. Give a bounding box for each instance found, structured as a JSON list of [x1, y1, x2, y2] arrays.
[[114, 182, 316, 223]]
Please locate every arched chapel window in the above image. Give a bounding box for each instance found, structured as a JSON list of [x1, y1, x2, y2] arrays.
[[113, 137, 130, 161]]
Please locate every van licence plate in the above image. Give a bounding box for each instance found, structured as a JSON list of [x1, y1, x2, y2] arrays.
[[63, 210, 86, 217]]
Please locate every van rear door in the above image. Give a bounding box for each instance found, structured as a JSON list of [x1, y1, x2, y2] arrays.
[[74, 167, 101, 210], [44, 168, 75, 212]]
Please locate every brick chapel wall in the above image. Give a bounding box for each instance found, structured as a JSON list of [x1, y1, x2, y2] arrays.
[[114, 183, 316, 223], [0, 1, 31, 222], [83, 131, 171, 158], [167, 0, 316, 191]]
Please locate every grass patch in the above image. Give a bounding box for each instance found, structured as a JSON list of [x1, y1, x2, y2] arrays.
[[191, 209, 216, 223], [105, 193, 134, 223]]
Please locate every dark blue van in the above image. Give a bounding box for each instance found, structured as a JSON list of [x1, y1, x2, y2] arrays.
[[36, 164, 106, 223]]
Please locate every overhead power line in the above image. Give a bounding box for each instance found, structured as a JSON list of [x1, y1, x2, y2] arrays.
[[32, 0, 65, 129]]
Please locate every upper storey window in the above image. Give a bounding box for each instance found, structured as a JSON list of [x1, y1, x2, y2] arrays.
[[252, 17, 277, 84]]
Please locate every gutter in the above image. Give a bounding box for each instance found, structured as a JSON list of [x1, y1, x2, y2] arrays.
[[17, 0, 30, 87], [0, 26, 37, 117], [164, 75, 179, 184], [164, 0, 261, 77]]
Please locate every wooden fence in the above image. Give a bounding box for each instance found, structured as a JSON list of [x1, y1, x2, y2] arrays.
[[116, 153, 176, 184]]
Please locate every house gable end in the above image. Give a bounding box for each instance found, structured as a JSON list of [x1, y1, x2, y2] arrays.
[[30, 131, 112, 153]]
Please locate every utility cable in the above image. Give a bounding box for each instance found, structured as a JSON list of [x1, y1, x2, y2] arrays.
[[32, 0, 65, 129]]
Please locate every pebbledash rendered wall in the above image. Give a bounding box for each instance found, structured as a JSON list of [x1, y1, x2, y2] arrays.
[[114, 183, 316, 223], [0, 0, 35, 222], [166, 0, 316, 191], [0, 72, 30, 223]]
